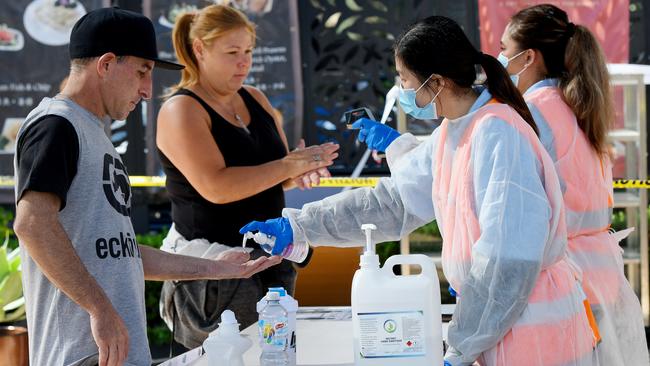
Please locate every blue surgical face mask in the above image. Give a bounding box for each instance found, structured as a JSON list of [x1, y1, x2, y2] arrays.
[[398, 74, 443, 120], [497, 50, 528, 87]]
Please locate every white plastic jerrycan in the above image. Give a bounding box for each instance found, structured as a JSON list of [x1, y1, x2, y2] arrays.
[[202, 309, 252, 366], [351, 224, 443, 366]]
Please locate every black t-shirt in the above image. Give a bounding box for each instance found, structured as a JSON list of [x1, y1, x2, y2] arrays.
[[158, 88, 288, 246], [16, 115, 79, 210]]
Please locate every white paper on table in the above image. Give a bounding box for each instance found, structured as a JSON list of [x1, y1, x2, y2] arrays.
[[296, 306, 352, 321], [157, 347, 204, 366]]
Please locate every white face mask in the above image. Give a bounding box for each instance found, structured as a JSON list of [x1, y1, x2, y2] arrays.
[[497, 50, 529, 87]]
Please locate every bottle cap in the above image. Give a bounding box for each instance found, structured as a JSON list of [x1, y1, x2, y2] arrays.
[[266, 291, 280, 301], [211, 309, 240, 337], [268, 287, 286, 296], [220, 310, 237, 325]]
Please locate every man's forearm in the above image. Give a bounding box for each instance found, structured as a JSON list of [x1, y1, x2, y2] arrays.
[[140, 245, 216, 280], [14, 194, 113, 316], [142, 245, 283, 282]]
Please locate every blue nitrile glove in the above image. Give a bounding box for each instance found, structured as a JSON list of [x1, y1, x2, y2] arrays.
[[444, 346, 474, 366], [240, 217, 293, 255], [448, 285, 458, 297], [444, 361, 452, 366], [351, 118, 400, 153]]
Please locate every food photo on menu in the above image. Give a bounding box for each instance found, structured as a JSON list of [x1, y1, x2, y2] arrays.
[[227, 0, 274, 15], [0, 23, 24, 51], [23, 0, 86, 46], [0, 118, 24, 153], [158, 2, 198, 29], [157, 0, 273, 29]]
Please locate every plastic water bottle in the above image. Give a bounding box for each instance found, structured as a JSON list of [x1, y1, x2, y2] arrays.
[[258, 291, 289, 365], [257, 287, 298, 366]]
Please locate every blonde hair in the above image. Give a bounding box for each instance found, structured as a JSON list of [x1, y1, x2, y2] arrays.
[[169, 4, 256, 95], [509, 4, 612, 156], [562, 25, 612, 156]]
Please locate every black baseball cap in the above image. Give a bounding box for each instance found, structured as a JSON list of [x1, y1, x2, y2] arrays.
[[69, 7, 184, 70]]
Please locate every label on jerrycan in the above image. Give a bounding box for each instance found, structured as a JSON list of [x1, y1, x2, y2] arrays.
[[357, 310, 426, 358]]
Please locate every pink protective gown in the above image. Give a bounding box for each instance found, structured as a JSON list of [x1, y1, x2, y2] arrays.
[[284, 89, 598, 365], [525, 79, 649, 366]]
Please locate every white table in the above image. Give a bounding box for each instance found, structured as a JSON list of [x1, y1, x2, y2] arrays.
[[165, 306, 453, 366], [244, 319, 355, 366]]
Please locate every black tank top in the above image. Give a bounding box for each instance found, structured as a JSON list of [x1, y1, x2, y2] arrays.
[[158, 88, 287, 246]]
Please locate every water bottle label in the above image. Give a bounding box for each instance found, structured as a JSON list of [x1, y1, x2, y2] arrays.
[[259, 317, 289, 348], [357, 311, 426, 359]]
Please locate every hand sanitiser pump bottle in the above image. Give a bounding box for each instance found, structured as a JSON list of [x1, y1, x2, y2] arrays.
[[351, 224, 443, 365], [242, 231, 308, 263]]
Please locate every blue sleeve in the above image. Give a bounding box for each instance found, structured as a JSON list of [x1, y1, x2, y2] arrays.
[[527, 102, 557, 162], [528, 102, 567, 194]]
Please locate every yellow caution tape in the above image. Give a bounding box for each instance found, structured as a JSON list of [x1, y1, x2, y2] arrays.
[[313, 177, 380, 187], [128, 176, 167, 187], [317, 178, 650, 188], [0, 176, 645, 189], [318, 178, 650, 189], [0, 176, 168, 188], [0, 176, 14, 187], [612, 180, 650, 189], [0, 176, 380, 188]]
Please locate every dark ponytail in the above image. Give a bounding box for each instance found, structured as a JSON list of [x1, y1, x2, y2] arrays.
[[477, 52, 537, 134], [509, 4, 611, 155], [394, 16, 537, 135]]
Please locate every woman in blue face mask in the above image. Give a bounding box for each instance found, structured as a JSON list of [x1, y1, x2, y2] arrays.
[[350, 15, 539, 153], [242, 16, 601, 365], [496, 50, 527, 87]]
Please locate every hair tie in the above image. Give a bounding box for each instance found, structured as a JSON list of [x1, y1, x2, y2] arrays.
[[566, 22, 576, 37], [474, 51, 484, 64]]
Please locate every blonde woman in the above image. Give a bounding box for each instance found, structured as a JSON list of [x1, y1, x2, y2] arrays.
[[156, 4, 338, 348]]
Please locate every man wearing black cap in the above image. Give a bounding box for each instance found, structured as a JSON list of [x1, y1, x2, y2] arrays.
[[12, 7, 280, 366]]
